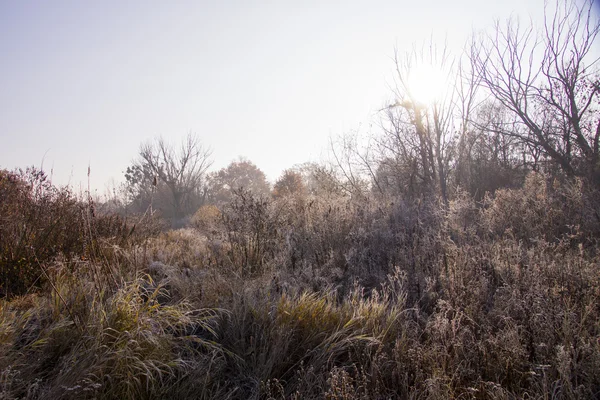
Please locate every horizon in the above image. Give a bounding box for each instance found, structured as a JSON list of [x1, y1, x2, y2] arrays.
[[0, 0, 556, 195]]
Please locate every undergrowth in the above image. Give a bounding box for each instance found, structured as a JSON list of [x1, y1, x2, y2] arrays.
[[1, 170, 599, 399]]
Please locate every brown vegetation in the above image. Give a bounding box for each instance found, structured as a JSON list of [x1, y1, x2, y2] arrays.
[[1, 167, 599, 399], [2, 1, 599, 398]]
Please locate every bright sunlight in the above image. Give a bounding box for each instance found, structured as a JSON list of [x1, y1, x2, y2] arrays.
[[405, 63, 449, 107]]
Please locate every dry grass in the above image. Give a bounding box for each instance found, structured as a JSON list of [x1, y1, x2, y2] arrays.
[[1, 170, 600, 399]]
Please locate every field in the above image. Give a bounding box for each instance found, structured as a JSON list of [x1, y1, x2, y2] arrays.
[[1, 169, 599, 399]]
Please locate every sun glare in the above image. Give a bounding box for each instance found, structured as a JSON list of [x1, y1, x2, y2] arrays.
[[405, 63, 448, 107]]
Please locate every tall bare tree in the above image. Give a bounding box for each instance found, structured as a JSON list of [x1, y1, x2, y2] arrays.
[[127, 133, 212, 219], [378, 41, 471, 203], [471, 0, 600, 182]]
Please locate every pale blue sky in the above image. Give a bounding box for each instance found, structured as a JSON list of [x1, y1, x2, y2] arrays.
[[0, 0, 548, 193]]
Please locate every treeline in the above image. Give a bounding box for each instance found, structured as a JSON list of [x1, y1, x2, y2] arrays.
[[117, 135, 333, 223], [114, 0, 599, 224]]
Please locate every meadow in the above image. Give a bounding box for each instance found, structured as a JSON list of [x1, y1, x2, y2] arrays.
[[1, 168, 599, 399]]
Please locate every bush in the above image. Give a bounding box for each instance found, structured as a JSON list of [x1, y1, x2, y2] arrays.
[[481, 173, 600, 245], [191, 204, 221, 235], [0, 168, 88, 297], [0, 168, 161, 298], [220, 188, 281, 276]]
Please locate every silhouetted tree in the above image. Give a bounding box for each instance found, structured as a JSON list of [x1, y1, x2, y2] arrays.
[[471, 0, 600, 182], [454, 101, 528, 199], [126, 134, 212, 219], [377, 42, 473, 203]]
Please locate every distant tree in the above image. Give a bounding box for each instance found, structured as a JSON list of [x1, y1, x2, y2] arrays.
[[273, 169, 307, 198], [294, 162, 344, 197], [453, 101, 529, 199], [206, 159, 270, 205], [125, 134, 212, 219], [329, 133, 373, 198], [374, 156, 420, 198]]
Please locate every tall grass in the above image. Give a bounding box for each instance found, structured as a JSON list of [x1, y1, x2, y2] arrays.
[[1, 170, 600, 398]]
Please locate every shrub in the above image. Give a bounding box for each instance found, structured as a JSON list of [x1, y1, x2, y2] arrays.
[[0, 168, 87, 297], [2, 168, 600, 398], [220, 188, 281, 276], [191, 204, 221, 235], [481, 173, 600, 245], [0, 167, 161, 298]]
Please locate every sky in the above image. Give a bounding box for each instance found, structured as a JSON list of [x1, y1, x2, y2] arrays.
[[0, 0, 554, 194]]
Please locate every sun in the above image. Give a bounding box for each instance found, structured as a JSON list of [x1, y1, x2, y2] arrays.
[[405, 63, 448, 107]]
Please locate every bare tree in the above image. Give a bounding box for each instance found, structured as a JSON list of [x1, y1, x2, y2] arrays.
[[471, 0, 600, 181], [294, 162, 345, 198], [127, 133, 212, 219], [328, 132, 374, 198], [378, 40, 471, 203], [455, 100, 529, 197]]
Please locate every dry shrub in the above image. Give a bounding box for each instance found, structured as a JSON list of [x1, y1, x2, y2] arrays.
[[0, 167, 164, 298], [269, 191, 444, 305], [191, 204, 221, 235], [481, 172, 600, 245], [0, 168, 87, 297], [219, 189, 281, 276]]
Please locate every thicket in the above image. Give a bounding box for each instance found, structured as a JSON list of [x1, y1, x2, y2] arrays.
[[0, 168, 163, 298], [1, 167, 599, 399]]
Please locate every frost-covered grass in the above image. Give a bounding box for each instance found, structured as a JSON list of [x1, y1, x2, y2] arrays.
[[1, 171, 600, 399]]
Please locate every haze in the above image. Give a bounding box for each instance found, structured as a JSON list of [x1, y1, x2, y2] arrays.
[[0, 0, 545, 193]]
